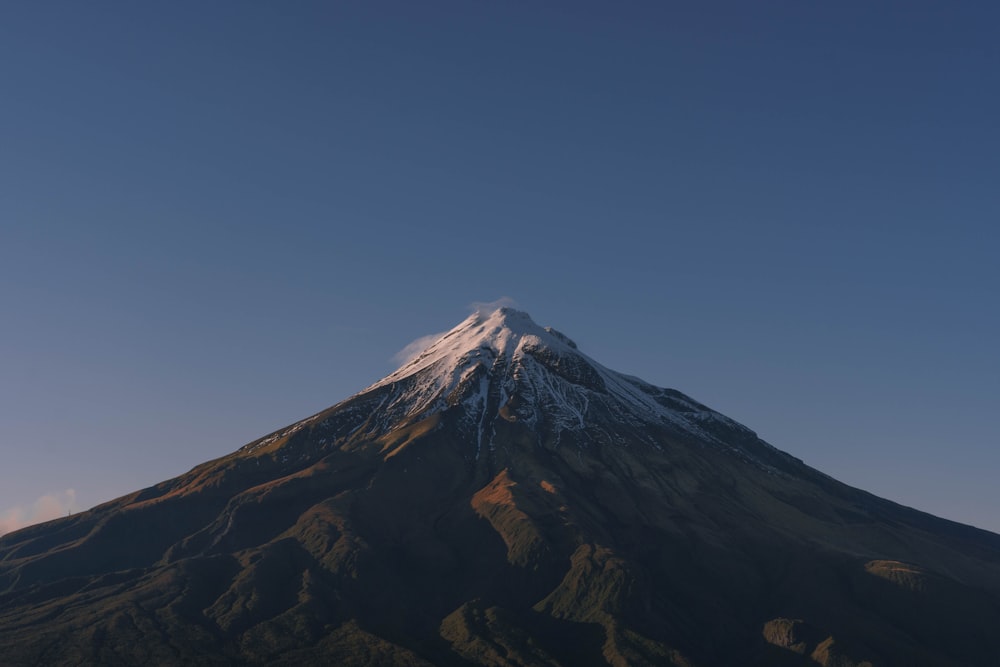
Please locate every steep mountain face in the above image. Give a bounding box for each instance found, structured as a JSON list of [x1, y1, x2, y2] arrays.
[[3, 307, 1000, 666]]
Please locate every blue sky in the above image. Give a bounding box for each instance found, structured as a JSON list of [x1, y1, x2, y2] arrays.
[[2, 2, 998, 534]]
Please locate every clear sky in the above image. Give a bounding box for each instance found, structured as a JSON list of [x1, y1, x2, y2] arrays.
[[1, 2, 998, 535]]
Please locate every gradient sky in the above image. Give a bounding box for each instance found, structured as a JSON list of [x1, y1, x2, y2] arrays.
[[2, 2, 998, 535]]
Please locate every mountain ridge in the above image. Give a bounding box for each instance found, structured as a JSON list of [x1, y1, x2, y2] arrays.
[[2, 307, 999, 666], [355, 307, 770, 465]]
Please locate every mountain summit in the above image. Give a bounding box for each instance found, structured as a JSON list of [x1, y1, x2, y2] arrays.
[[2, 308, 1000, 666], [362, 307, 755, 460]]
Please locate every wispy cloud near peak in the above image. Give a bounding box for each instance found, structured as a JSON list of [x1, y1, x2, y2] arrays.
[[469, 296, 519, 316]]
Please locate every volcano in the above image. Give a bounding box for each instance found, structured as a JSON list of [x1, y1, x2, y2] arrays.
[[2, 307, 999, 666]]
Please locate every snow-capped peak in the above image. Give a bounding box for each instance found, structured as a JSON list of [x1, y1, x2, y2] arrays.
[[356, 307, 754, 455], [373, 307, 575, 390]]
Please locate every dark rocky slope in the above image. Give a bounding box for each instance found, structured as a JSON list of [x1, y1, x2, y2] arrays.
[[3, 308, 999, 666]]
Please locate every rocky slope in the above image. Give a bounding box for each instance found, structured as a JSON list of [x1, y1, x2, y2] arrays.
[[2, 307, 999, 666]]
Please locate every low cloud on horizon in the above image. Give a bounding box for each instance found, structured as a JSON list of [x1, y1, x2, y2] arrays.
[[0, 489, 78, 537]]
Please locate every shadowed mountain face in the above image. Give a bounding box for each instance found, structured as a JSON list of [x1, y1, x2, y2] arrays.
[[3, 308, 1000, 666]]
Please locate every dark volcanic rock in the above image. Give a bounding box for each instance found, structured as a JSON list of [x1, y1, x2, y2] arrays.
[[2, 308, 1000, 666]]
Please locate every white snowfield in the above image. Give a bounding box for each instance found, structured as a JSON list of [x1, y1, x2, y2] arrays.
[[360, 308, 755, 453]]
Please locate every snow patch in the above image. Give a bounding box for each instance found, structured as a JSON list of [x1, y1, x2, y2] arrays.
[[359, 307, 751, 449]]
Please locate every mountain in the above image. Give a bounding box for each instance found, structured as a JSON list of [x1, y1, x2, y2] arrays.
[[2, 307, 1000, 666]]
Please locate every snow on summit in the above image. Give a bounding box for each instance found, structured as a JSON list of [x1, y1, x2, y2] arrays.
[[374, 307, 575, 390], [358, 307, 755, 455]]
